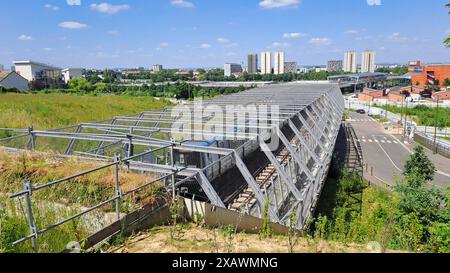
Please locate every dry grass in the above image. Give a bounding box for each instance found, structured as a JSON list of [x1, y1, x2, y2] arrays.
[[109, 224, 400, 253], [0, 148, 164, 208]]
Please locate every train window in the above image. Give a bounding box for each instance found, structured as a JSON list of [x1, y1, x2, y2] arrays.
[[180, 154, 185, 164]]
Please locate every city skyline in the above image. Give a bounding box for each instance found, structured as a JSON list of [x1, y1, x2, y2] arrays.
[[1, 0, 449, 69]]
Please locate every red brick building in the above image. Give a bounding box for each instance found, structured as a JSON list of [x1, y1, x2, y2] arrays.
[[412, 65, 450, 88], [358, 88, 385, 102], [433, 91, 450, 101], [387, 91, 405, 103]]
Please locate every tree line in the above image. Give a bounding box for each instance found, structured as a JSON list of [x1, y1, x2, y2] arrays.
[[35, 79, 251, 99]]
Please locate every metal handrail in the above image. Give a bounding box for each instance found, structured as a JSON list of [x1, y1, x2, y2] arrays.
[[6, 146, 179, 252]]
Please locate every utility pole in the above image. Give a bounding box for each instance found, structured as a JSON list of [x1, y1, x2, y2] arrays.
[[400, 97, 404, 136], [433, 98, 440, 154], [384, 96, 388, 119], [404, 95, 408, 139]]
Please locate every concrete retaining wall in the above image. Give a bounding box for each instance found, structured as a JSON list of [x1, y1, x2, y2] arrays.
[[184, 198, 289, 236]]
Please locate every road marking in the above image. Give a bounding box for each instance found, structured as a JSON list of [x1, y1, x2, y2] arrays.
[[381, 140, 385, 143], [368, 139, 373, 143], [387, 141, 392, 144], [374, 138, 404, 172], [362, 139, 366, 142], [375, 140, 379, 143], [437, 170, 450, 178]]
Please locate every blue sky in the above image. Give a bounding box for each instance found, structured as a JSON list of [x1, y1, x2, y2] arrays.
[[1, 0, 449, 69]]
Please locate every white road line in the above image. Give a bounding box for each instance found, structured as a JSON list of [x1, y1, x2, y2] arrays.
[[375, 138, 404, 172], [375, 140, 379, 143], [387, 141, 392, 144], [368, 139, 373, 143], [381, 140, 385, 143], [437, 170, 450, 178], [362, 139, 366, 142]]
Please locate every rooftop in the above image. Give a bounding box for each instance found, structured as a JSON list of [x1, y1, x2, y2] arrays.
[[0, 71, 11, 82], [328, 72, 388, 84], [13, 60, 60, 70]]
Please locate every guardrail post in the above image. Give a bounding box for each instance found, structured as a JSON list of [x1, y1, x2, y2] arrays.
[[126, 134, 134, 158], [27, 126, 35, 151], [113, 155, 122, 222], [23, 180, 38, 253], [170, 143, 176, 200]]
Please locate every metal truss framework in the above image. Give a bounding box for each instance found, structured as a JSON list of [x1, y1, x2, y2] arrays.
[[0, 83, 344, 229]]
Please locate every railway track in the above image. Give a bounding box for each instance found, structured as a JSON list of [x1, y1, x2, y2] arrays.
[[229, 138, 298, 213]]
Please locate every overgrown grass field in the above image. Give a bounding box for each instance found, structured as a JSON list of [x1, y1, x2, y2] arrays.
[[377, 104, 450, 128], [0, 93, 172, 131]]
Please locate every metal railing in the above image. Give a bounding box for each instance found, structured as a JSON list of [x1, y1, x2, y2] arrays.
[[6, 148, 177, 253], [414, 131, 450, 159]]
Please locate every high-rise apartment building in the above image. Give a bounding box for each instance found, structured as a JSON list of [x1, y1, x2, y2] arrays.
[[284, 62, 298, 74], [152, 64, 163, 73], [261, 52, 272, 74], [343, 51, 357, 73], [274, 52, 285, 75], [247, 54, 258, 74], [361, 51, 376, 73], [327, 60, 343, 72], [224, 63, 242, 77]]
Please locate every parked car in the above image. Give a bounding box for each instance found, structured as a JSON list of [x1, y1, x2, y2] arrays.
[[356, 109, 366, 114]]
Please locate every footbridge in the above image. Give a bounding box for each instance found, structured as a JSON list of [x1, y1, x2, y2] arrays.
[[0, 83, 344, 230]]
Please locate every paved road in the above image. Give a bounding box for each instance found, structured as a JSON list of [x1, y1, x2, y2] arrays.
[[347, 112, 450, 189]]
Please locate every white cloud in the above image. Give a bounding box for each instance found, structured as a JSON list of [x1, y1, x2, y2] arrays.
[[259, 0, 300, 9], [217, 38, 230, 44], [59, 21, 88, 29], [66, 0, 81, 6], [308, 37, 332, 46], [226, 42, 239, 48], [171, 0, 195, 9], [160, 42, 169, 47], [344, 30, 359, 35], [43, 48, 53, 51], [389, 32, 409, 42], [283, 32, 307, 38], [108, 30, 120, 36], [199, 43, 212, 49], [44, 4, 60, 11], [90, 3, 130, 14], [18, 35, 33, 41], [226, 52, 236, 56], [269, 42, 290, 48], [367, 0, 381, 6]]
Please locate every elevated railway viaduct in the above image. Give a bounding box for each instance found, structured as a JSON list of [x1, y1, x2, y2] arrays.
[[0, 83, 344, 230]]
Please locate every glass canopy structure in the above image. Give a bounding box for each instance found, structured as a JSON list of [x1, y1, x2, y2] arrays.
[[0, 83, 344, 229]]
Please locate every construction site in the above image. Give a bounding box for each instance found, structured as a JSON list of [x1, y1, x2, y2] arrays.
[[0, 82, 345, 252]]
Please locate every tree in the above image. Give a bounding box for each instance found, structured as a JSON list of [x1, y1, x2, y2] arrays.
[[444, 78, 450, 87], [403, 145, 436, 183], [68, 78, 93, 93], [94, 82, 108, 93]]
